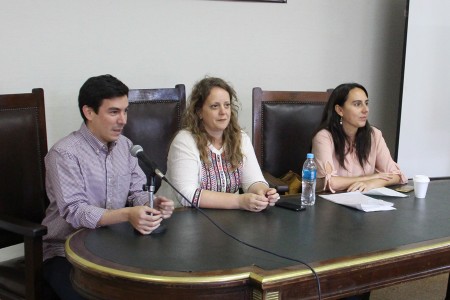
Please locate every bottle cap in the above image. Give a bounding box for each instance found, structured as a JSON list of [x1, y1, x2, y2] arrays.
[[306, 153, 314, 159]]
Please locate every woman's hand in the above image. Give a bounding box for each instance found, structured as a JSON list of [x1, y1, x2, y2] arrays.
[[347, 181, 369, 192], [347, 172, 399, 192], [238, 193, 269, 212], [264, 188, 280, 206], [347, 176, 394, 192], [249, 184, 280, 207], [367, 172, 395, 181]]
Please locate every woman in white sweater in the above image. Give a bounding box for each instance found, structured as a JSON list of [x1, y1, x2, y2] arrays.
[[158, 77, 279, 211]]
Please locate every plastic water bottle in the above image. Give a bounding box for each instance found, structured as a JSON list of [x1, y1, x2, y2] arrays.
[[301, 153, 317, 206]]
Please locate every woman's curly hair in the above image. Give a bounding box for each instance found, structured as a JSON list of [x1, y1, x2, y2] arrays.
[[182, 76, 243, 169]]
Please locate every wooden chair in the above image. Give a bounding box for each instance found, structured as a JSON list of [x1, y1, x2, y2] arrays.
[[252, 87, 332, 194], [123, 84, 186, 191], [0, 89, 53, 300]]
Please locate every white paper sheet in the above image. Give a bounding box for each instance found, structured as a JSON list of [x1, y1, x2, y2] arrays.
[[363, 187, 408, 198], [319, 192, 396, 212]]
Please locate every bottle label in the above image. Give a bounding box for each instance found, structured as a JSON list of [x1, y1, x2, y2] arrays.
[[302, 169, 316, 180]]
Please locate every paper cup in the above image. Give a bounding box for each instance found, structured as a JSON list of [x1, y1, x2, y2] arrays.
[[413, 175, 430, 198]]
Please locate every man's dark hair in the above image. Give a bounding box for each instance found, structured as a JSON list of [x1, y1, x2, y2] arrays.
[[78, 74, 129, 122]]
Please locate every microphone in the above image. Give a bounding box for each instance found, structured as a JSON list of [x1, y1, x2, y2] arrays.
[[130, 145, 156, 176], [130, 144, 166, 234], [130, 145, 165, 179]]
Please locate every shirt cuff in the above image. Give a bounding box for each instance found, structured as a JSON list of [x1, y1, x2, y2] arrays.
[[191, 188, 202, 207], [323, 173, 336, 193]]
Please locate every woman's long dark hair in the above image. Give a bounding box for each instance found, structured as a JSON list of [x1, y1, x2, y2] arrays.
[[314, 83, 373, 170]]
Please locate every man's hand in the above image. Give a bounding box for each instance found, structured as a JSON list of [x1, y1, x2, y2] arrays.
[[128, 206, 163, 235], [154, 196, 175, 219]]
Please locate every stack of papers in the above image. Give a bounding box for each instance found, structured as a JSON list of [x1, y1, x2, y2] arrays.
[[319, 187, 407, 212]]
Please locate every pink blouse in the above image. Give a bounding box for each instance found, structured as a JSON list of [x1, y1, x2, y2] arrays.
[[312, 127, 408, 192]]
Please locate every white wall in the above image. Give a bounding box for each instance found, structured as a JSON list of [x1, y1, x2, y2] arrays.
[[0, 244, 23, 261], [398, 0, 450, 178], [0, 0, 406, 151]]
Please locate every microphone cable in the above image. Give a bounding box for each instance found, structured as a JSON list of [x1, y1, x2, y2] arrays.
[[129, 145, 322, 299], [157, 173, 322, 300]]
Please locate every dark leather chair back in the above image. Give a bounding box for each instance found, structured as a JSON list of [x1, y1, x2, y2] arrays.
[[0, 88, 50, 299], [0, 88, 48, 247], [123, 84, 186, 191], [252, 87, 332, 178]]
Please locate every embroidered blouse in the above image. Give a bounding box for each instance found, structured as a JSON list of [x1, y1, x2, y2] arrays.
[[157, 130, 267, 207]]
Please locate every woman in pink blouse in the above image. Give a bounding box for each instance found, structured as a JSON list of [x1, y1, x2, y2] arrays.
[[312, 83, 408, 193]]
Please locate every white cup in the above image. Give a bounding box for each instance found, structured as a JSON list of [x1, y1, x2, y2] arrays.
[[413, 175, 430, 198]]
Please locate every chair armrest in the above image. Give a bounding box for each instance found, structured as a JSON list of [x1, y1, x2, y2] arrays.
[[262, 171, 289, 194], [0, 214, 47, 300], [0, 214, 47, 237]]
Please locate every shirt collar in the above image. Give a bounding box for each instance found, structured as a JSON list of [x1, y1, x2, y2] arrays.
[[79, 122, 117, 154]]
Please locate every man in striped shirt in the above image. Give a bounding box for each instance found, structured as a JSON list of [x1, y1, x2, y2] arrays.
[[42, 74, 174, 300]]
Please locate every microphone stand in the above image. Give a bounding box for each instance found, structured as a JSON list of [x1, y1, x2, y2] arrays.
[[146, 175, 155, 212], [143, 173, 166, 234]]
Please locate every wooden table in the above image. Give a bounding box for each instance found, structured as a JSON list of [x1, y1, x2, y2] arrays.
[[66, 180, 450, 299]]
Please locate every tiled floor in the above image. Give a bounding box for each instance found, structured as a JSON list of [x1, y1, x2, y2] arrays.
[[370, 273, 449, 300]]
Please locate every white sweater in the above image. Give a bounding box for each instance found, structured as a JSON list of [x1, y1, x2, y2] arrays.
[[157, 130, 267, 207]]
